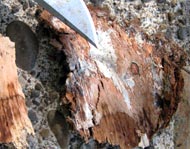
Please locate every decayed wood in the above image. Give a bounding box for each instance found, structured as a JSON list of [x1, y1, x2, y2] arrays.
[[0, 35, 33, 147], [40, 6, 186, 149], [173, 69, 190, 148]]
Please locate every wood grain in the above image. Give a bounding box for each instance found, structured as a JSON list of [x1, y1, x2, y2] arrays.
[[0, 35, 33, 147]]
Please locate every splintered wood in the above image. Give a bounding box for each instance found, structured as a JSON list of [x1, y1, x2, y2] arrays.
[[41, 6, 186, 149], [0, 35, 33, 147]]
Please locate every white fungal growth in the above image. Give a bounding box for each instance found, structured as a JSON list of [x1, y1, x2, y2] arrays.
[[138, 133, 150, 148], [83, 102, 94, 126], [90, 28, 132, 110]]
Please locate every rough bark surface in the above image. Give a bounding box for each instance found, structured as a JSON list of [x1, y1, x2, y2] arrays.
[[0, 35, 33, 147], [174, 69, 190, 148], [40, 6, 186, 149]]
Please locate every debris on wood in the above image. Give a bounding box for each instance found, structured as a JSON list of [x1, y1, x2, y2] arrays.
[[40, 6, 186, 149]]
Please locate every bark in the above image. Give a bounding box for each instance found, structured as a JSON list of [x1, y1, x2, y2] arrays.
[[40, 6, 186, 149], [0, 35, 33, 147], [173, 69, 190, 148]]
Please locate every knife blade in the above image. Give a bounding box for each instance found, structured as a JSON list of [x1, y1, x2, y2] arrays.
[[35, 0, 98, 48]]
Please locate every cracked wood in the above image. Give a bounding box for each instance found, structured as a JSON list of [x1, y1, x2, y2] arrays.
[[40, 6, 186, 149], [0, 35, 33, 147]]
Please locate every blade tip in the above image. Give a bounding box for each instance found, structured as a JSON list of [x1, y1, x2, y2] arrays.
[[90, 41, 99, 49]]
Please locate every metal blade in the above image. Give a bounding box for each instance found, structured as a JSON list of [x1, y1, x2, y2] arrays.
[[35, 0, 98, 48]]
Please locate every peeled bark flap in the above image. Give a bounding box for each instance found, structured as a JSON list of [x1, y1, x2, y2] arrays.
[[41, 6, 185, 149], [0, 35, 33, 147]]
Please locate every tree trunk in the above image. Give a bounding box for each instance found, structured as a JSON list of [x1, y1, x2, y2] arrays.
[[0, 35, 33, 148], [40, 6, 186, 149]]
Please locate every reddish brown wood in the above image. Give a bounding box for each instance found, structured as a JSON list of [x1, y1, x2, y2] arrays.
[[0, 35, 33, 147], [40, 7, 186, 148]]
